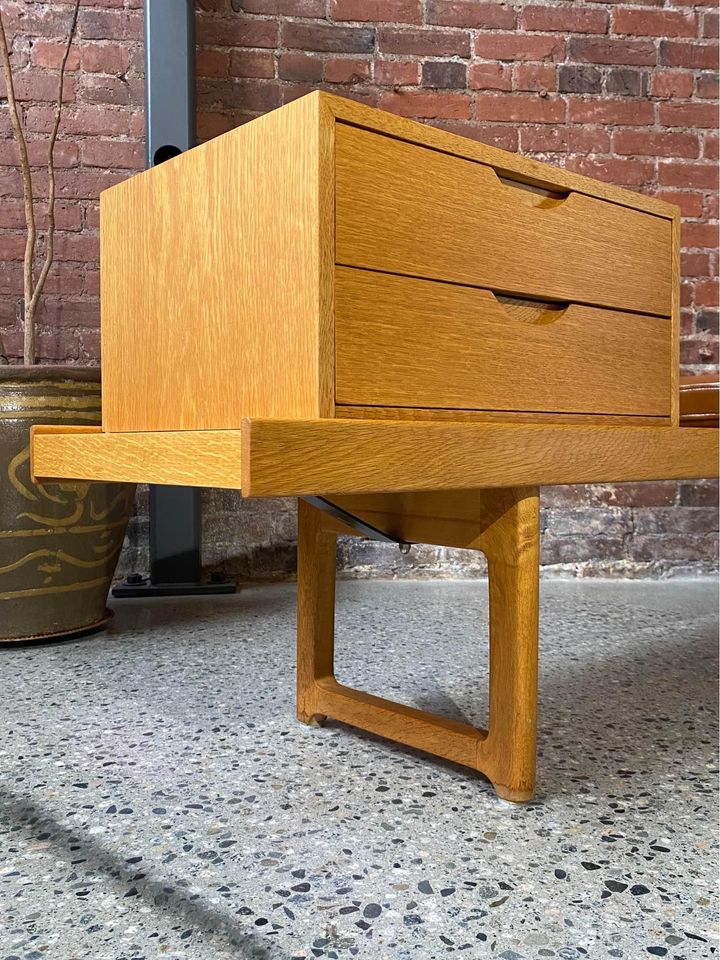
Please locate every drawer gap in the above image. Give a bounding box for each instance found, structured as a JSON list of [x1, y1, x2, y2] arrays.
[[494, 293, 569, 325], [495, 174, 569, 209], [336, 261, 667, 320]]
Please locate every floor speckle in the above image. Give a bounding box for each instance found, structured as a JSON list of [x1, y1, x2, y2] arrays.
[[0, 579, 717, 959]]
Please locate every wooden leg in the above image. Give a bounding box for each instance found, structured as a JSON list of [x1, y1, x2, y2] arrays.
[[296, 498, 337, 725], [476, 491, 540, 802], [295, 489, 540, 802]]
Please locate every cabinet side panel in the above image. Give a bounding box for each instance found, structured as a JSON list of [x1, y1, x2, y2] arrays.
[[101, 94, 326, 432]]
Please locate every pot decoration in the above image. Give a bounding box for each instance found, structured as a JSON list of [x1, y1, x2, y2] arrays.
[[0, 366, 135, 642]]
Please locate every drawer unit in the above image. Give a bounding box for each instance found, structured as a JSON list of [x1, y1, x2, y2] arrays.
[[335, 268, 671, 417], [99, 92, 678, 432]]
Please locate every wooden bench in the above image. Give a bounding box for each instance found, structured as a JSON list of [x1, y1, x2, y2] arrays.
[[31, 93, 718, 802]]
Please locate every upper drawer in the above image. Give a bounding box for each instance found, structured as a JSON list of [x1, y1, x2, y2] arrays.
[[335, 124, 672, 318]]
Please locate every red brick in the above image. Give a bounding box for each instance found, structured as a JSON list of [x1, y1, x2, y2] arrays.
[[80, 75, 134, 107], [379, 90, 472, 119], [78, 10, 142, 42], [35, 328, 80, 362], [197, 49, 231, 78], [568, 37, 656, 66], [36, 298, 100, 328], [649, 71, 694, 99], [229, 51, 275, 79], [568, 98, 654, 126], [595, 483, 680, 508], [0, 70, 76, 102], [660, 161, 718, 190], [431, 119, 518, 151], [475, 94, 565, 125], [704, 134, 719, 161], [613, 130, 699, 159], [681, 252, 711, 277], [513, 63, 557, 93], [660, 40, 718, 69], [55, 167, 128, 200], [659, 101, 719, 130], [613, 8, 698, 38], [282, 21, 375, 54], [655, 190, 704, 218], [520, 125, 611, 154], [568, 156, 656, 187], [198, 77, 281, 114], [705, 194, 719, 219], [422, 60, 466, 89], [696, 73, 720, 99], [680, 337, 719, 365], [79, 140, 144, 170], [474, 33, 565, 63], [0, 139, 78, 167], [331, 0, 422, 24], [30, 40, 81, 71], [278, 53, 323, 82], [704, 11, 720, 38], [199, 16, 279, 48], [378, 26, 470, 57], [324, 58, 372, 84], [0, 234, 28, 260], [426, 1, 515, 29], [682, 221, 720, 248], [679, 480, 719, 507], [468, 62, 511, 91], [80, 44, 130, 75], [374, 59, 419, 86], [240, 0, 324, 12], [521, 6, 608, 34], [695, 280, 720, 306]]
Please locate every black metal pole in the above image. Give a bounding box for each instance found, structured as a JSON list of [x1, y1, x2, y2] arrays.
[[113, 0, 234, 598]]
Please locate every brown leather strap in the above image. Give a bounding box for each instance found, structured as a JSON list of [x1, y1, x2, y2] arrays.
[[679, 373, 720, 427]]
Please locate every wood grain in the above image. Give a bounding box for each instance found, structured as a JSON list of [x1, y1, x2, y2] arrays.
[[335, 267, 671, 417], [31, 427, 243, 488], [33, 419, 716, 492], [101, 92, 334, 432], [323, 92, 676, 220], [242, 418, 719, 496], [296, 488, 540, 801], [336, 123, 672, 317]]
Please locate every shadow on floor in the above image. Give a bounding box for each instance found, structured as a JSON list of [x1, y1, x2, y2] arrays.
[[0, 789, 284, 959]]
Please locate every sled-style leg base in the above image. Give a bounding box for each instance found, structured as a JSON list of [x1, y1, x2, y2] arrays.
[[296, 488, 540, 803]]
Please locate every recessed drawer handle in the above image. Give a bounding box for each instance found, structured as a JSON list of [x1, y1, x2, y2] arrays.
[[493, 293, 570, 325], [494, 171, 572, 211]]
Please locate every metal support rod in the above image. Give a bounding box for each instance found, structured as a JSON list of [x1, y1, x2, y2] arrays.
[[302, 497, 412, 550], [113, 0, 234, 597]]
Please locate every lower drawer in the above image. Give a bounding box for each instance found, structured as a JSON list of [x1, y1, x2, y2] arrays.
[[335, 267, 671, 418]]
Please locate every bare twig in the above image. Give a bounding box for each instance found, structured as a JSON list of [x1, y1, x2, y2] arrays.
[[0, 8, 36, 364], [0, 1, 80, 365]]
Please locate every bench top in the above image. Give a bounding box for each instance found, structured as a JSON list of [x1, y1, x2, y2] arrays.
[[31, 420, 718, 496]]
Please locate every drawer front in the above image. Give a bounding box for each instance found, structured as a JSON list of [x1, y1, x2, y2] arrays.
[[335, 124, 672, 318], [335, 268, 671, 417]]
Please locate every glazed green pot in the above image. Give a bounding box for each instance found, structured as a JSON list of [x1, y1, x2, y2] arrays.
[[0, 367, 136, 642]]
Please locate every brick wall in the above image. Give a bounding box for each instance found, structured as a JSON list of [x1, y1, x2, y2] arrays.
[[1, 0, 718, 579]]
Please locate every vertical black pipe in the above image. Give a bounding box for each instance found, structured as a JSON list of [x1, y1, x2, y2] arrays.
[[113, 0, 234, 596]]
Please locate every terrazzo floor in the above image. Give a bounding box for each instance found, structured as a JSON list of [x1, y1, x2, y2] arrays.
[[0, 579, 718, 960]]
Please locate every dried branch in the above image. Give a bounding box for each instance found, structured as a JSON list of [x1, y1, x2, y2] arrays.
[[0, 1, 80, 365], [0, 8, 36, 364]]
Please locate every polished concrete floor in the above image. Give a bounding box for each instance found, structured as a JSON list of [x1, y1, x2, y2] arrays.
[[0, 579, 717, 960]]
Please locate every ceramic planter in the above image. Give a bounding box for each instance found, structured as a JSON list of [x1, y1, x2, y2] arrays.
[[0, 367, 135, 642]]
